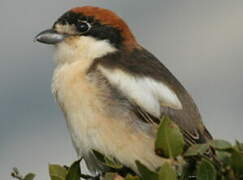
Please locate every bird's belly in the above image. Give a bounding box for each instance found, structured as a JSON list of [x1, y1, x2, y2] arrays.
[[52, 62, 164, 173]]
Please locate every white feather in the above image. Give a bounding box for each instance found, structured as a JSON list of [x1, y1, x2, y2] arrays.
[[99, 66, 183, 117], [54, 36, 117, 65]]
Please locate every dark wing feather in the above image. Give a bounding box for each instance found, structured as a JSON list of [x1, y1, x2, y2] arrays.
[[95, 46, 213, 145], [133, 103, 212, 145]]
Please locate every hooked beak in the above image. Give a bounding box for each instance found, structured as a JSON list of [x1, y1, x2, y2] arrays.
[[34, 29, 68, 45]]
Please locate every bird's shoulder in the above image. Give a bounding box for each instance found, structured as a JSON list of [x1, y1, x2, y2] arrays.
[[90, 47, 185, 115]]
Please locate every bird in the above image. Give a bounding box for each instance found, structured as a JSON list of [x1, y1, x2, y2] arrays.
[[35, 6, 212, 176]]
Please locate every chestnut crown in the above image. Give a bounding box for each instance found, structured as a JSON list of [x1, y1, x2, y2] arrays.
[[53, 6, 137, 48]]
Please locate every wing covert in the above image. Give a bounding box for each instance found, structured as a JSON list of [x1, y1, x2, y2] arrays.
[[98, 66, 182, 118], [94, 47, 212, 145]]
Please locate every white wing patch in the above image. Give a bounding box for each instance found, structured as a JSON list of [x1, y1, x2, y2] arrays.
[[98, 66, 183, 118]]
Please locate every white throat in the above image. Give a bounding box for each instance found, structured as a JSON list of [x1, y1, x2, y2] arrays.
[[54, 36, 117, 65]]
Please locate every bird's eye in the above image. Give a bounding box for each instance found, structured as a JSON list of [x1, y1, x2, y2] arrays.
[[76, 21, 91, 33]]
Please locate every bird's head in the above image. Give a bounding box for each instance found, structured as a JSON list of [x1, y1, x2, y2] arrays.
[[35, 6, 138, 63]]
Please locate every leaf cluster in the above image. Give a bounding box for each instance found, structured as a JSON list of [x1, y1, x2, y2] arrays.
[[11, 116, 243, 180]]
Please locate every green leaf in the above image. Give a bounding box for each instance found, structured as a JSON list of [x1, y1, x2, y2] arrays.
[[23, 173, 35, 180], [158, 162, 177, 180], [49, 164, 68, 180], [66, 159, 81, 180], [125, 174, 140, 180], [216, 151, 231, 165], [209, 140, 232, 150], [136, 161, 158, 180], [93, 150, 123, 169], [231, 150, 243, 176], [103, 173, 119, 180], [155, 116, 185, 158], [235, 140, 243, 151], [104, 157, 123, 169], [184, 144, 209, 157], [196, 159, 217, 180]]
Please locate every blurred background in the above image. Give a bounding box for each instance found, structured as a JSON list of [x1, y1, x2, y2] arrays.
[[1, 0, 243, 179]]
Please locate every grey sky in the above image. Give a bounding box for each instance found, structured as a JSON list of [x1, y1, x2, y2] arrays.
[[1, 0, 243, 179]]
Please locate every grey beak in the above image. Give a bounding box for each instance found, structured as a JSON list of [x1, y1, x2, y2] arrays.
[[35, 29, 67, 44]]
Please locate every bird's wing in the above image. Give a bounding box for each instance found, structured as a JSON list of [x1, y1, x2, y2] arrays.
[[99, 65, 182, 118], [96, 47, 212, 145]]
